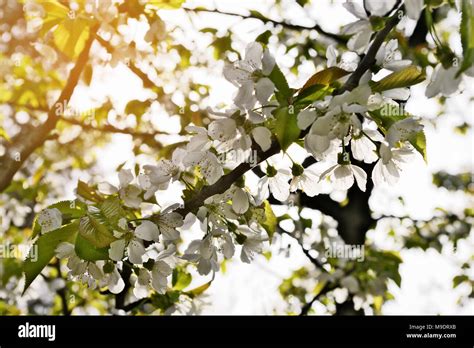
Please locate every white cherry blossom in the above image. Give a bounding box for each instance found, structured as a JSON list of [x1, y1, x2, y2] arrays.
[[37, 208, 62, 234], [255, 166, 291, 204], [223, 42, 276, 110], [319, 157, 367, 192], [375, 39, 411, 71]]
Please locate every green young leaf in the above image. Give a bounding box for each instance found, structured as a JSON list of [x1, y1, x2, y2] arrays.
[[457, 0, 474, 76], [294, 84, 332, 106], [370, 66, 425, 92], [37, 1, 69, 36], [79, 213, 116, 248], [249, 10, 269, 22], [99, 196, 124, 226], [0, 126, 10, 141], [260, 201, 277, 241], [172, 268, 192, 291], [453, 274, 469, 288], [408, 130, 428, 162], [146, 0, 185, 9], [77, 180, 103, 203], [53, 17, 92, 59], [369, 109, 427, 162], [255, 30, 272, 45], [186, 280, 212, 297], [274, 107, 300, 150], [1, 258, 22, 287], [268, 64, 292, 100], [23, 220, 79, 294], [75, 234, 109, 261], [125, 99, 151, 117], [300, 67, 349, 91]]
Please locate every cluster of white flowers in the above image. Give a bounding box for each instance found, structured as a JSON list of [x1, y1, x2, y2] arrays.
[[32, 0, 469, 307]]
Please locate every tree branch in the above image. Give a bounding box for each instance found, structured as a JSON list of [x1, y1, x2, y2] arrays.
[[174, 9, 403, 219], [339, 9, 403, 92], [0, 25, 99, 192], [183, 6, 347, 44]]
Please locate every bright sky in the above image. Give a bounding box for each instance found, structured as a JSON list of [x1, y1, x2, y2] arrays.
[[65, 0, 474, 314]]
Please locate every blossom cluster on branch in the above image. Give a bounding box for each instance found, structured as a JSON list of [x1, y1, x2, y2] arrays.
[[11, 0, 472, 314]]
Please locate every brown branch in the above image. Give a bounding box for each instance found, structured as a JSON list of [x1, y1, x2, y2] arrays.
[[7, 103, 167, 147], [183, 7, 347, 44], [95, 34, 159, 90], [339, 8, 403, 92], [0, 25, 99, 192], [174, 9, 402, 218], [279, 229, 326, 269], [299, 282, 338, 316], [175, 141, 281, 216]]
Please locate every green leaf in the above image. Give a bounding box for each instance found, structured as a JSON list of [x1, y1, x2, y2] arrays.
[[172, 268, 192, 291], [37, 1, 69, 36], [53, 17, 92, 59], [211, 36, 232, 60], [23, 221, 79, 294], [99, 196, 123, 226], [300, 67, 349, 91], [295, 84, 332, 106], [1, 258, 22, 287], [256, 30, 272, 45], [77, 180, 103, 203], [268, 64, 291, 100], [260, 201, 277, 241], [369, 108, 427, 161], [146, 0, 185, 9], [409, 130, 428, 162], [79, 213, 116, 248], [249, 10, 269, 22], [75, 234, 109, 261], [453, 275, 469, 288], [370, 66, 425, 92], [0, 127, 10, 141], [186, 280, 212, 297], [457, 0, 474, 76], [274, 107, 300, 150]]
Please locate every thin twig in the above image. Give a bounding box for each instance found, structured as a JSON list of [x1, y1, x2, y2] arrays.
[[183, 7, 347, 44]]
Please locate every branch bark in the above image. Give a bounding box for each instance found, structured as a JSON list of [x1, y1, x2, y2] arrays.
[[183, 6, 347, 44], [0, 26, 98, 192]]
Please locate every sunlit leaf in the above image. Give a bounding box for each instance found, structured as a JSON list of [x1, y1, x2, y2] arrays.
[[23, 220, 79, 294], [274, 106, 300, 150], [370, 66, 425, 92]]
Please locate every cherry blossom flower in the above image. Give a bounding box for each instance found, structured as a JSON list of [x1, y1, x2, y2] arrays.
[[255, 165, 291, 204], [351, 127, 383, 163], [156, 212, 183, 241], [37, 208, 62, 233], [326, 45, 360, 72], [289, 163, 324, 197], [426, 64, 463, 98], [98, 169, 142, 208], [319, 155, 367, 192], [252, 126, 273, 151], [183, 237, 219, 275], [375, 39, 411, 71], [223, 42, 276, 110], [183, 151, 223, 185], [311, 85, 371, 140], [372, 142, 415, 186], [404, 0, 425, 21], [238, 226, 268, 263]]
